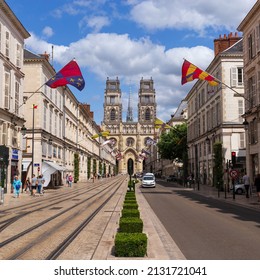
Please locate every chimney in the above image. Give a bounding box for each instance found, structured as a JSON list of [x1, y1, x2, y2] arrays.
[[40, 51, 50, 61], [214, 32, 241, 56]]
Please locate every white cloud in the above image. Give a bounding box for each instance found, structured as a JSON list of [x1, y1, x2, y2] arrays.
[[42, 26, 54, 38], [129, 0, 256, 34], [25, 32, 214, 121], [79, 16, 110, 33]]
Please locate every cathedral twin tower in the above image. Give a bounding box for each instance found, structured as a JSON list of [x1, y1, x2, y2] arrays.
[[102, 77, 157, 174]]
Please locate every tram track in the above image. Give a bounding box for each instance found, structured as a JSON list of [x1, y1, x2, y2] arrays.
[[0, 176, 122, 232], [0, 176, 127, 259]]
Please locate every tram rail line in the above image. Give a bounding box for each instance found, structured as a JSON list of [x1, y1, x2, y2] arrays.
[[0, 175, 127, 260], [0, 176, 123, 232]]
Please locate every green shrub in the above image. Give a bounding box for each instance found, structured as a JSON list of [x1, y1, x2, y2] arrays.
[[115, 232, 147, 257], [125, 195, 136, 200], [121, 209, 140, 218], [125, 192, 136, 197], [123, 203, 138, 209], [119, 217, 143, 233]]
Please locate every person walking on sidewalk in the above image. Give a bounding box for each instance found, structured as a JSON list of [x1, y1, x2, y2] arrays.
[[31, 174, 37, 196], [68, 174, 73, 187], [242, 173, 250, 198], [12, 175, 22, 198], [254, 174, 260, 202]]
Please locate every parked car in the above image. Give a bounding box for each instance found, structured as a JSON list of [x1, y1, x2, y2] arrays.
[[230, 184, 246, 194], [142, 174, 156, 188], [166, 175, 177, 182]]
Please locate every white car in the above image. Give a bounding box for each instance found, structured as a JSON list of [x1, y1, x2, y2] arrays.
[[142, 174, 156, 188], [230, 184, 246, 194]]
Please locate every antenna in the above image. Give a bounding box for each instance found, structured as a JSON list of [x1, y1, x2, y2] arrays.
[[51, 45, 54, 66]]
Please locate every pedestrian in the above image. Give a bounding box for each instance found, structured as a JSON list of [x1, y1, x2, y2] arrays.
[[31, 174, 38, 196], [66, 173, 69, 187], [37, 174, 45, 195], [12, 175, 22, 198], [24, 177, 31, 193], [242, 173, 250, 198], [68, 174, 73, 187], [254, 174, 260, 202]]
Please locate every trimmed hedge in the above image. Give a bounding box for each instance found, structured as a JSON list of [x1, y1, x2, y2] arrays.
[[124, 197, 136, 202], [115, 232, 147, 257], [119, 217, 143, 233], [123, 203, 138, 209], [121, 209, 140, 218]]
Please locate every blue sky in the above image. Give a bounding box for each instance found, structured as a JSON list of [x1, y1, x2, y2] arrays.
[[7, 0, 256, 124]]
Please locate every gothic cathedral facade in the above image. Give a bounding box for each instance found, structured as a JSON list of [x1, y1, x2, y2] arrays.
[[102, 77, 157, 175]]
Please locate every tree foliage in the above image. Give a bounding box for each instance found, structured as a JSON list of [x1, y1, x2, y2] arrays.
[[213, 142, 224, 190], [157, 123, 187, 162]]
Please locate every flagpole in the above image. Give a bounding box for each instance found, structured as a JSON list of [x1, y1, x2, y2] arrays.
[[19, 83, 46, 110], [31, 104, 35, 191], [214, 78, 251, 103]]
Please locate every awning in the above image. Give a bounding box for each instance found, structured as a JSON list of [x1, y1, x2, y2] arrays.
[[22, 160, 31, 172], [42, 161, 66, 187]]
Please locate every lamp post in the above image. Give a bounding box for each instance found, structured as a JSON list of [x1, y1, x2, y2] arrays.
[[31, 105, 36, 184]]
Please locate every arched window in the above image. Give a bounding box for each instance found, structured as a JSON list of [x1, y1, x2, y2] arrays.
[[126, 137, 135, 147], [110, 108, 116, 121], [145, 108, 150, 120]]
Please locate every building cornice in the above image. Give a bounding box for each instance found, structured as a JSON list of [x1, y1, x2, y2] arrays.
[[0, 1, 30, 39]]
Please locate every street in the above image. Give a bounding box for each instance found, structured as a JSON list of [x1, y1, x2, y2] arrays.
[[141, 181, 260, 260]]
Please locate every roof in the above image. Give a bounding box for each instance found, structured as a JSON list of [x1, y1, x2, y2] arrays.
[[222, 38, 243, 54]]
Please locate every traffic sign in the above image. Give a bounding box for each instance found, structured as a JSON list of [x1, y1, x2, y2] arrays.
[[230, 169, 238, 179]]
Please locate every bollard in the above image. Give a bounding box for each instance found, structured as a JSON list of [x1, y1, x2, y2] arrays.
[[0, 186, 4, 205]]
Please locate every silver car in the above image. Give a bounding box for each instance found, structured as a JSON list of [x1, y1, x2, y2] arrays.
[[142, 174, 156, 188], [230, 184, 246, 194]]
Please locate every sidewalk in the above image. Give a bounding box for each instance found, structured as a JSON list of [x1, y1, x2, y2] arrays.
[[178, 181, 260, 212]]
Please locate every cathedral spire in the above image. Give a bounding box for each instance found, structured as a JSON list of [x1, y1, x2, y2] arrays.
[[126, 85, 133, 122]]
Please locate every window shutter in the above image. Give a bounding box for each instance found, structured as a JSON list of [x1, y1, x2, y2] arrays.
[[230, 68, 237, 87]]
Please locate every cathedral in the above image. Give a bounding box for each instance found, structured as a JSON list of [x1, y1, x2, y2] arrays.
[[102, 77, 157, 175]]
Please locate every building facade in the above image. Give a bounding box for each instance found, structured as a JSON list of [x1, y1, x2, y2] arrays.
[[238, 1, 260, 182], [185, 33, 246, 187], [0, 1, 30, 193], [102, 77, 156, 175], [22, 50, 115, 187]]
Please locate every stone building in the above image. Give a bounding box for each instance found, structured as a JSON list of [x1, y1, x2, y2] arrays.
[[185, 33, 246, 187], [102, 77, 157, 175], [0, 1, 30, 193], [238, 1, 260, 181], [22, 50, 115, 187]]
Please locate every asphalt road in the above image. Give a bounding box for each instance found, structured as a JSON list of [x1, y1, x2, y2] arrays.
[[141, 181, 260, 260]]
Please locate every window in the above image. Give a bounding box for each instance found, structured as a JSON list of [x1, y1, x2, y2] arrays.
[[43, 102, 47, 130], [249, 118, 258, 144], [53, 146, 57, 158], [42, 141, 47, 157], [247, 76, 256, 109], [256, 22, 260, 53], [231, 67, 244, 87], [2, 123, 7, 145], [15, 79, 20, 114], [126, 137, 134, 147], [49, 107, 53, 133], [238, 100, 244, 122], [12, 129, 18, 148], [16, 44, 21, 67], [54, 112, 57, 136], [145, 108, 151, 120], [4, 72, 10, 109], [109, 96, 115, 105], [110, 108, 116, 121], [5, 31, 9, 58], [248, 32, 256, 60]]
